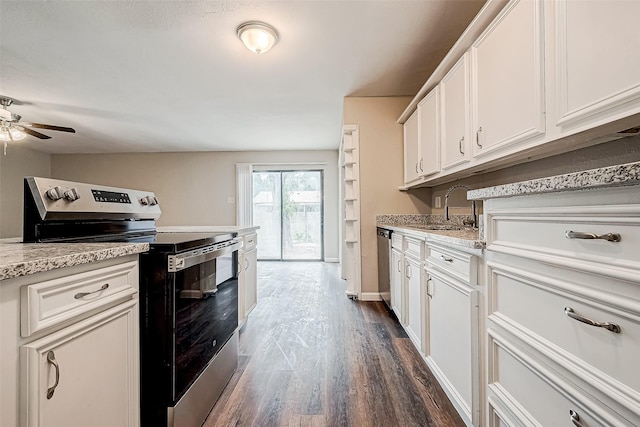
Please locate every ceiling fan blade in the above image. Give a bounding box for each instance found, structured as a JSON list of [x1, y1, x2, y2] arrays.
[[19, 126, 52, 139], [22, 122, 76, 133]]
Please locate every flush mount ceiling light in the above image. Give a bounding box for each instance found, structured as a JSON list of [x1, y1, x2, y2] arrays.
[[237, 21, 279, 54]]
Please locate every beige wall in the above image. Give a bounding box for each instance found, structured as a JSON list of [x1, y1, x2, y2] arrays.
[[343, 96, 432, 294], [51, 150, 340, 260], [0, 145, 51, 238]]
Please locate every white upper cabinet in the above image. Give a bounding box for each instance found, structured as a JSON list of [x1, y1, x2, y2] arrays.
[[417, 87, 440, 177], [441, 53, 471, 170], [555, 0, 640, 129], [403, 110, 420, 184], [471, 0, 545, 157]]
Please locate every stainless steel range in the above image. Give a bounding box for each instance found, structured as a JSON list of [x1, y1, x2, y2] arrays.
[[23, 176, 241, 427]]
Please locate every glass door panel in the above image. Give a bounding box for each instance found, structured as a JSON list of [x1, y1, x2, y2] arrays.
[[252, 170, 323, 261], [282, 171, 322, 260], [252, 172, 281, 260]]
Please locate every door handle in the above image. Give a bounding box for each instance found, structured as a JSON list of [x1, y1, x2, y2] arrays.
[[565, 230, 621, 242], [46, 351, 60, 399], [564, 307, 620, 333], [74, 283, 109, 299], [569, 410, 584, 427]]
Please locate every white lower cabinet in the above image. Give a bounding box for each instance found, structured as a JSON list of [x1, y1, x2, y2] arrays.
[[388, 231, 481, 426], [425, 243, 480, 427], [0, 255, 140, 427], [405, 253, 423, 353], [483, 186, 640, 426], [391, 247, 405, 324], [21, 301, 139, 427], [239, 232, 258, 325]]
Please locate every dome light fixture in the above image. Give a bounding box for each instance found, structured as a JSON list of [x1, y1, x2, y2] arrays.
[[237, 21, 279, 54]]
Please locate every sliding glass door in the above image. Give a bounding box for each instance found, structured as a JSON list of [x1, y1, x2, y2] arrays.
[[253, 170, 323, 261]]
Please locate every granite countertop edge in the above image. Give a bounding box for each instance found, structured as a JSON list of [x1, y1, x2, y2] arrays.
[[467, 161, 640, 200], [0, 243, 150, 281]]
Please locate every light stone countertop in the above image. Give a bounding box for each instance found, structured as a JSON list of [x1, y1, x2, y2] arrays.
[[377, 224, 484, 252], [467, 161, 640, 200], [157, 225, 260, 236], [0, 242, 149, 281]]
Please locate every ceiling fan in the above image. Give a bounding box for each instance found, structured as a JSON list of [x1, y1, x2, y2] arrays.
[[0, 96, 76, 152]]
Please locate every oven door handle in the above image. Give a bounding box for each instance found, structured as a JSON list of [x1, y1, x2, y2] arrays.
[[167, 239, 243, 272]]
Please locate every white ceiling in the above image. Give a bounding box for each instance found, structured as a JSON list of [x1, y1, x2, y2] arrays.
[[0, 0, 484, 154]]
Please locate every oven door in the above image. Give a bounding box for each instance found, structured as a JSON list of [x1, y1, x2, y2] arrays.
[[171, 240, 241, 401]]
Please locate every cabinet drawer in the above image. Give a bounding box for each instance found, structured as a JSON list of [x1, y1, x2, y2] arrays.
[[404, 237, 423, 259], [244, 233, 257, 250], [489, 261, 640, 398], [391, 234, 403, 250], [490, 215, 640, 268], [488, 338, 633, 426], [21, 261, 138, 337], [427, 244, 476, 284]]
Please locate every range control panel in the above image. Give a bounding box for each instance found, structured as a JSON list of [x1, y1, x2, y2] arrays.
[[92, 190, 132, 204], [26, 176, 162, 220]]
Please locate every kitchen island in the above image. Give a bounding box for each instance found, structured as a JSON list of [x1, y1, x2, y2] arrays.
[[0, 242, 146, 427]]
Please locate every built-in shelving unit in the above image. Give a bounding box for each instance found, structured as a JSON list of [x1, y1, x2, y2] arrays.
[[340, 124, 361, 299]]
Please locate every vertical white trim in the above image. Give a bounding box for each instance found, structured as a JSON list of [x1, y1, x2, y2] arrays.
[[236, 163, 253, 227]]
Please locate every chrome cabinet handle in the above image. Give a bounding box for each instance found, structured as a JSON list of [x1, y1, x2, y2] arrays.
[[397, 260, 401, 272], [565, 230, 621, 243], [569, 410, 584, 427], [406, 264, 411, 279], [244, 258, 249, 270], [426, 277, 433, 298], [74, 283, 109, 299], [564, 307, 621, 333], [476, 127, 482, 148], [440, 255, 454, 263], [459, 137, 464, 154], [419, 158, 423, 172], [415, 162, 419, 174], [46, 351, 60, 399]]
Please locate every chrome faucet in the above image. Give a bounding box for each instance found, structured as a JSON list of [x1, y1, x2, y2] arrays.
[[444, 184, 477, 228]]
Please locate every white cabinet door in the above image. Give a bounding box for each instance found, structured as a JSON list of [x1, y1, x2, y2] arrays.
[[555, 0, 640, 128], [405, 256, 423, 353], [417, 87, 440, 177], [441, 53, 471, 170], [471, 0, 545, 157], [391, 248, 404, 324], [403, 110, 420, 184], [425, 270, 478, 425], [243, 247, 257, 318], [20, 300, 139, 427]]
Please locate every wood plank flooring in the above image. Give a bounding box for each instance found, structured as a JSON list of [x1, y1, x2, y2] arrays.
[[204, 261, 464, 427]]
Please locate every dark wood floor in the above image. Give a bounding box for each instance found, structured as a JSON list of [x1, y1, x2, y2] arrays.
[[204, 261, 464, 427]]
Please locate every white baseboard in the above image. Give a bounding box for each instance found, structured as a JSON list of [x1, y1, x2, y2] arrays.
[[324, 257, 339, 263], [359, 292, 381, 301]]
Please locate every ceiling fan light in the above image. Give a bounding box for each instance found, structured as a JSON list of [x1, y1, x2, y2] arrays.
[[237, 21, 279, 54], [0, 127, 26, 142]]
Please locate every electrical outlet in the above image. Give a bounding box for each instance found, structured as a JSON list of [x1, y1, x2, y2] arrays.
[[226, 197, 235, 204], [435, 196, 441, 209]]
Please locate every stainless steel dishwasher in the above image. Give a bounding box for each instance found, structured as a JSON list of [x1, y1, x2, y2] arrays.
[[376, 227, 392, 310]]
